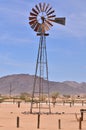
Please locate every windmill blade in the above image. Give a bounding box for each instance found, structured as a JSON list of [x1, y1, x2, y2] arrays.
[[29, 16, 36, 21], [43, 3, 46, 11], [41, 23, 45, 33], [29, 19, 37, 26], [30, 12, 37, 17], [54, 17, 66, 25], [45, 3, 50, 12], [32, 8, 38, 15], [33, 23, 38, 32], [37, 24, 42, 32], [46, 7, 52, 14], [30, 21, 38, 29], [47, 10, 55, 16], [45, 19, 53, 27], [41, 3, 44, 12], [42, 23, 48, 32], [48, 15, 56, 18], [37, 25, 42, 32], [35, 5, 40, 13], [34, 23, 41, 32], [39, 3, 42, 12], [44, 23, 50, 31]]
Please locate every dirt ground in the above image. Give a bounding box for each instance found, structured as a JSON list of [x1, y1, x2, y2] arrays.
[[0, 102, 86, 130]]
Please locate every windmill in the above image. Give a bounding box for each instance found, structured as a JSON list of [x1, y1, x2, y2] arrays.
[[29, 3, 65, 114]]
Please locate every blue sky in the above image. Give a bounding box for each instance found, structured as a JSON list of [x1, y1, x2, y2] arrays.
[[0, 0, 86, 82]]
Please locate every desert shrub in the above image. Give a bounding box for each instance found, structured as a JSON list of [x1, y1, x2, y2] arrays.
[[20, 92, 31, 101], [51, 92, 59, 98]]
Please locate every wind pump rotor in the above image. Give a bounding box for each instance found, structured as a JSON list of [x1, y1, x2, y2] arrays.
[[29, 3, 66, 34]]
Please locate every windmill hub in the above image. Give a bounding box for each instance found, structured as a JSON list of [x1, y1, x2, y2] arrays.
[[41, 16, 45, 23], [37, 12, 47, 24]]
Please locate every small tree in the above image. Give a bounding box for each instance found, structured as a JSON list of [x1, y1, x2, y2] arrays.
[[51, 92, 59, 99], [51, 92, 59, 107]]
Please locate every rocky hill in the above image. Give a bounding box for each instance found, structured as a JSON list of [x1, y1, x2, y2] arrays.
[[0, 74, 86, 95]]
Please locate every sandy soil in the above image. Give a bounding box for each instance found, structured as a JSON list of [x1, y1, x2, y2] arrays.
[[0, 102, 86, 130]]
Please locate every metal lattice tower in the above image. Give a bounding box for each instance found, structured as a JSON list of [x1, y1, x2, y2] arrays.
[[28, 3, 66, 114], [30, 33, 51, 113]]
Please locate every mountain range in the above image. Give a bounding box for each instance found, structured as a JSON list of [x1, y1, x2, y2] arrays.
[[0, 74, 86, 95]]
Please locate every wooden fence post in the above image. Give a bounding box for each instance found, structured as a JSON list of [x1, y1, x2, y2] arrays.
[[18, 101, 20, 108], [81, 111, 83, 121], [58, 119, 61, 129], [79, 117, 82, 129], [70, 102, 71, 107], [17, 116, 20, 128], [37, 113, 40, 129]]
